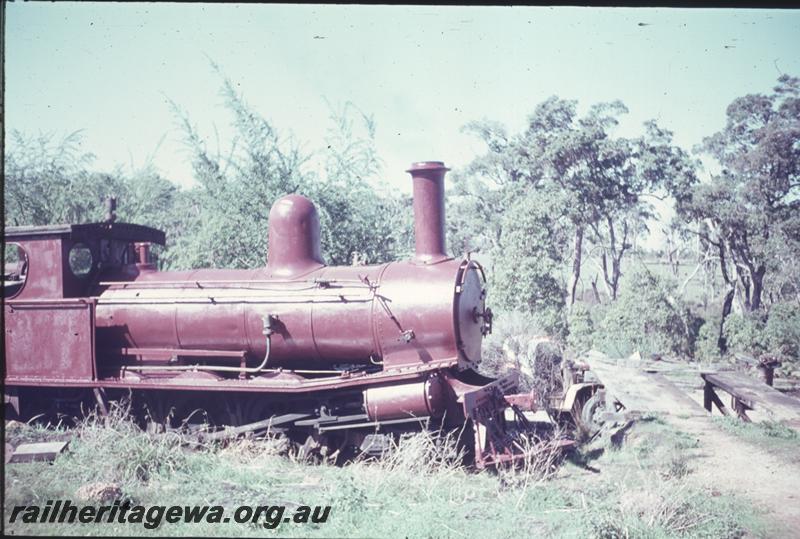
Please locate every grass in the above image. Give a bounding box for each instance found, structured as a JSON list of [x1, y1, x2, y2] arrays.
[[4, 406, 769, 538], [570, 415, 765, 539], [713, 417, 798, 441], [584, 481, 752, 539], [712, 416, 800, 465]]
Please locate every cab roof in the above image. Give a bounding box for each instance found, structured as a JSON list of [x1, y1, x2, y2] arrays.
[[4, 222, 166, 245]]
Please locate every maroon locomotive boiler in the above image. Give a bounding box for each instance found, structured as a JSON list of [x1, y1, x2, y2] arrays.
[[3, 161, 534, 467]]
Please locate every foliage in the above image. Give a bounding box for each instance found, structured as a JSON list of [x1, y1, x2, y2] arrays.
[[5, 130, 108, 225], [4, 131, 180, 233], [683, 75, 800, 313], [4, 73, 409, 272], [694, 311, 724, 361], [596, 268, 695, 358], [311, 101, 412, 264], [715, 416, 799, 442], [491, 188, 571, 336], [763, 302, 800, 362], [721, 301, 800, 362], [566, 302, 597, 353], [169, 71, 409, 269], [454, 95, 698, 345], [480, 310, 548, 389], [446, 118, 518, 256], [721, 313, 768, 358], [165, 71, 308, 269]]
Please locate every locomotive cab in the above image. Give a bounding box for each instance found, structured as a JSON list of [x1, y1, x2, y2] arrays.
[[3, 222, 165, 300], [3, 222, 165, 385]]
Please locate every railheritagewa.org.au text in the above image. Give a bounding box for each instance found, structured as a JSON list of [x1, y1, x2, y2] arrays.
[[8, 499, 332, 530]]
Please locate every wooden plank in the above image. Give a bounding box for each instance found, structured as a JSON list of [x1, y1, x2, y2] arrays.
[[584, 354, 707, 417], [702, 371, 800, 423], [9, 441, 69, 463]]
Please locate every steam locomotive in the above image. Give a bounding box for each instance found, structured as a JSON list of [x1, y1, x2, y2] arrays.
[[3, 162, 541, 467]]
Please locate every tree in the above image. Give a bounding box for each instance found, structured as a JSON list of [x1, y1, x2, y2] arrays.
[[4, 130, 121, 225], [534, 99, 639, 305], [597, 268, 695, 358], [683, 75, 800, 348], [167, 69, 307, 269], [577, 117, 697, 303], [170, 69, 409, 270], [311, 101, 411, 265], [452, 96, 697, 321], [6, 69, 408, 274], [4, 131, 181, 258], [492, 186, 572, 335], [447, 120, 519, 272]]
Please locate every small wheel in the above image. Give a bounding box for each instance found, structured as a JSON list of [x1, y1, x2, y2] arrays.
[[577, 390, 607, 434]]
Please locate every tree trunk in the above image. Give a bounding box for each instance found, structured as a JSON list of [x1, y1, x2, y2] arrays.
[[740, 272, 752, 312], [590, 274, 602, 304], [718, 287, 736, 353], [605, 218, 627, 301], [610, 257, 621, 301], [569, 226, 584, 306], [599, 252, 612, 298], [750, 265, 766, 311]]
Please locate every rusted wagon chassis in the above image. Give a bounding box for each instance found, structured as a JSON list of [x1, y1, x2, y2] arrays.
[[4, 162, 548, 467]]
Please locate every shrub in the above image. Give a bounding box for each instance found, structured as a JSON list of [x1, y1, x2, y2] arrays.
[[490, 191, 570, 337], [696, 301, 799, 365], [694, 312, 723, 361], [491, 268, 566, 338], [596, 269, 694, 358], [763, 302, 800, 362], [566, 302, 596, 353], [722, 312, 767, 358]]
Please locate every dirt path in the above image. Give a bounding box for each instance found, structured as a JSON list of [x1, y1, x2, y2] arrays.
[[667, 413, 800, 537], [585, 354, 800, 537]]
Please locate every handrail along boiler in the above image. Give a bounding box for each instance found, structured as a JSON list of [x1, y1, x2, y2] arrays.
[[3, 161, 534, 467]]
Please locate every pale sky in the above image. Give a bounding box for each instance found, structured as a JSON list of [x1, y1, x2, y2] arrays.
[[5, 4, 800, 246]]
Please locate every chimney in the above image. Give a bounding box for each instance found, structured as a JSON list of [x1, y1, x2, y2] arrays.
[[266, 195, 325, 277], [132, 242, 157, 272], [134, 242, 151, 265], [406, 161, 450, 264]]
